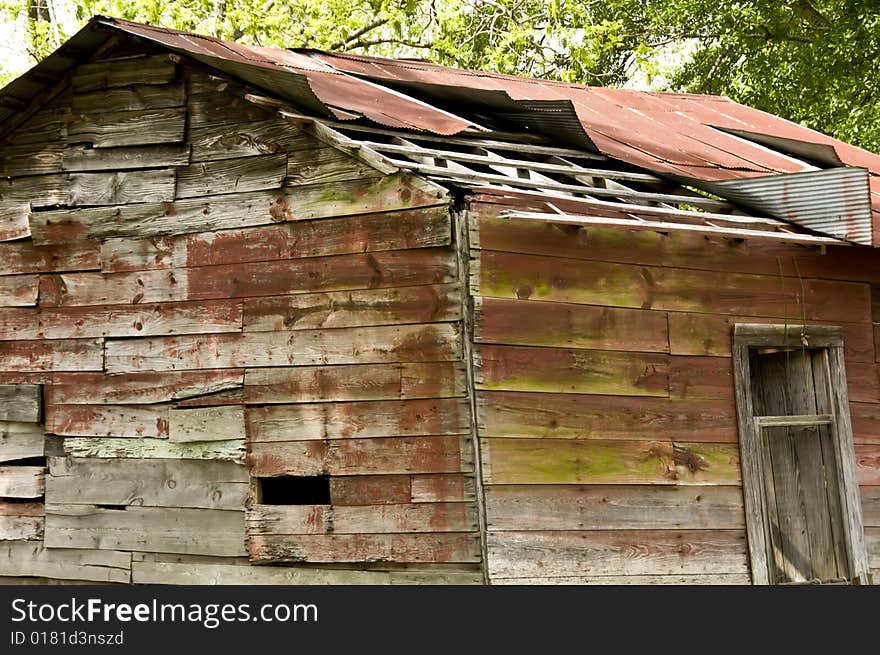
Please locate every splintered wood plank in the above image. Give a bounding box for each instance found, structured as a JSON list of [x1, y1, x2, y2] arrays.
[[45, 404, 170, 438], [0, 422, 44, 463], [0, 466, 45, 498], [0, 203, 31, 241], [71, 82, 185, 113], [246, 502, 477, 535], [475, 297, 669, 352], [481, 438, 674, 485], [185, 248, 457, 300], [0, 274, 38, 306], [248, 434, 472, 477], [70, 54, 176, 92], [244, 362, 467, 404], [100, 206, 452, 272], [410, 474, 476, 504], [476, 250, 871, 323], [68, 170, 176, 205], [485, 485, 745, 531], [248, 532, 480, 564], [104, 323, 461, 373], [0, 300, 242, 340], [0, 338, 103, 371], [669, 356, 734, 400], [1, 174, 68, 207], [0, 385, 40, 422], [243, 284, 461, 332], [188, 118, 314, 161], [30, 179, 446, 243], [475, 344, 668, 397], [486, 530, 749, 578], [44, 504, 246, 557], [62, 437, 244, 463], [169, 406, 245, 442], [245, 398, 470, 442], [47, 369, 243, 405], [38, 269, 188, 307], [670, 312, 874, 363], [62, 144, 190, 172], [176, 154, 287, 198], [0, 502, 43, 541], [286, 146, 379, 185], [0, 543, 131, 583], [477, 391, 737, 442], [0, 240, 100, 275], [46, 457, 248, 510]]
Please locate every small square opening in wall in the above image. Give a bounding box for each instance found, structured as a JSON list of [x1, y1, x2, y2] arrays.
[[257, 475, 330, 505]]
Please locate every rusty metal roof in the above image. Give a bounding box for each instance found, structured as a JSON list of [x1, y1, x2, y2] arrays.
[[1, 15, 878, 245]]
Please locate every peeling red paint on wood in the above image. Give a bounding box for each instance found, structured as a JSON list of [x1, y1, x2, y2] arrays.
[[248, 434, 471, 477], [0, 338, 103, 372], [0, 300, 242, 340], [47, 369, 243, 405], [45, 404, 171, 438], [243, 362, 467, 404], [0, 240, 100, 275]]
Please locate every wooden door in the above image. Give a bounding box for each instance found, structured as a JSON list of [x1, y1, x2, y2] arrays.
[[749, 348, 850, 584]]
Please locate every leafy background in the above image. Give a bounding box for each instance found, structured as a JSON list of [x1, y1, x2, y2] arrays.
[[2, 1, 877, 152]]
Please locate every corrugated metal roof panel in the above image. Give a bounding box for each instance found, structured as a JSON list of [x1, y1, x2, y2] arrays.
[[704, 168, 873, 245]]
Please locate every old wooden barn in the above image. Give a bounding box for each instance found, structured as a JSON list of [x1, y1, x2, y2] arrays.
[[0, 16, 878, 585]]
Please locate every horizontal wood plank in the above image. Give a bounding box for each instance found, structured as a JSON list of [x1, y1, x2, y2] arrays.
[[188, 118, 314, 161], [0, 338, 103, 371], [0, 542, 131, 583], [62, 143, 190, 172], [0, 300, 242, 340], [44, 504, 246, 557], [476, 344, 668, 397], [0, 240, 100, 275], [242, 284, 461, 332], [0, 466, 45, 498], [176, 154, 287, 198], [486, 529, 749, 578], [248, 434, 472, 477], [0, 422, 44, 463], [856, 444, 880, 485], [246, 502, 477, 535], [0, 202, 31, 241], [0, 385, 40, 422], [476, 250, 870, 323], [0, 502, 43, 541], [481, 438, 739, 485], [100, 206, 452, 272], [67, 108, 186, 148], [47, 369, 243, 405], [71, 54, 176, 92], [46, 457, 247, 510], [244, 362, 467, 404], [68, 169, 176, 205], [71, 82, 185, 113], [245, 398, 470, 442], [476, 391, 737, 442], [104, 323, 461, 372], [169, 405, 245, 442], [248, 532, 480, 564], [485, 485, 745, 530], [62, 437, 244, 463], [475, 296, 669, 352], [0, 274, 38, 306], [45, 404, 170, 438]]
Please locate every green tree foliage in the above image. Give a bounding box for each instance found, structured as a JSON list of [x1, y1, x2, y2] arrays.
[[2, 1, 878, 151]]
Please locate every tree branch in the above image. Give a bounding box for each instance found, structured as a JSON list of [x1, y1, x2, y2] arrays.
[[345, 38, 432, 51], [330, 17, 390, 50]]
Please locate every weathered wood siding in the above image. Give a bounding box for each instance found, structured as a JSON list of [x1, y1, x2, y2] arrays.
[[467, 189, 880, 584], [0, 50, 479, 584]]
